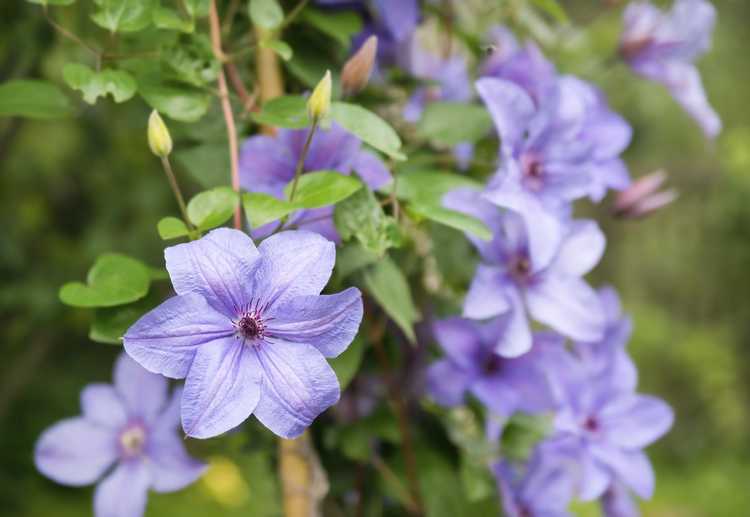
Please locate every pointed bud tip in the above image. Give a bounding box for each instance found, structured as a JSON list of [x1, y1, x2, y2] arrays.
[[307, 70, 332, 121], [341, 36, 378, 97], [148, 110, 172, 158]]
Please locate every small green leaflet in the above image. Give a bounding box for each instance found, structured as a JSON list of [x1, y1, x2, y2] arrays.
[[187, 186, 239, 230], [362, 256, 420, 343], [301, 8, 363, 47], [157, 216, 189, 240], [137, 79, 210, 122], [334, 188, 401, 256], [63, 64, 137, 104], [152, 6, 195, 33], [407, 202, 492, 241], [391, 169, 483, 203], [251, 95, 308, 129], [284, 171, 362, 208], [260, 39, 293, 61], [243, 193, 297, 229], [0, 80, 73, 119], [91, 0, 155, 33], [417, 102, 493, 146], [89, 291, 161, 345], [249, 0, 284, 30], [331, 102, 405, 160], [59, 253, 152, 308]]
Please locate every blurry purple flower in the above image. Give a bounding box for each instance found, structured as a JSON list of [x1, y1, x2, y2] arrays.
[[543, 353, 674, 501], [476, 77, 631, 253], [493, 446, 575, 517], [426, 317, 557, 415], [444, 188, 607, 355], [601, 482, 640, 517], [124, 228, 363, 439], [239, 124, 391, 240], [613, 169, 678, 219], [620, 0, 721, 138], [333, 374, 385, 423], [34, 354, 206, 517]]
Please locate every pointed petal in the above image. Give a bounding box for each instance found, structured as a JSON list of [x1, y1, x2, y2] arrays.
[[80, 384, 128, 429], [426, 359, 471, 407], [238, 135, 296, 193], [592, 447, 654, 499], [147, 434, 207, 493], [353, 150, 392, 190], [257, 231, 336, 307], [463, 265, 511, 320], [253, 340, 340, 439], [554, 220, 606, 277], [577, 452, 611, 501], [493, 289, 532, 357], [165, 228, 261, 315], [527, 274, 606, 342], [374, 0, 419, 41], [113, 353, 168, 423], [432, 317, 483, 370], [94, 461, 151, 517], [600, 395, 674, 449], [266, 288, 363, 358], [181, 338, 262, 439], [476, 78, 536, 149], [124, 293, 234, 379], [34, 417, 117, 486]]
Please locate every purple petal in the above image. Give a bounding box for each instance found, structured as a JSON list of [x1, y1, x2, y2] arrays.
[[147, 434, 207, 493], [256, 230, 336, 308], [600, 395, 674, 449], [472, 376, 522, 417], [124, 293, 234, 379], [252, 339, 340, 439], [526, 274, 606, 342], [374, 0, 419, 42], [181, 338, 262, 439], [432, 317, 486, 370], [34, 417, 117, 486], [300, 124, 361, 172], [353, 150, 392, 190], [578, 452, 611, 501], [113, 353, 168, 423], [442, 188, 504, 262], [80, 384, 127, 429], [266, 288, 363, 358], [165, 228, 261, 315], [601, 482, 639, 517], [553, 221, 605, 277], [592, 446, 654, 499], [476, 78, 536, 150], [463, 264, 511, 320], [239, 135, 296, 193], [493, 289, 532, 357], [94, 461, 151, 517], [521, 452, 576, 513], [426, 359, 471, 407]]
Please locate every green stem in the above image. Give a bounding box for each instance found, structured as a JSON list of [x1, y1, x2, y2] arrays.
[[288, 119, 319, 202], [281, 0, 311, 30], [160, 156, 194, 234]]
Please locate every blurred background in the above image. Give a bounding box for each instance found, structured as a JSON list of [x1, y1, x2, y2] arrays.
[[1, 0, 749, 515]]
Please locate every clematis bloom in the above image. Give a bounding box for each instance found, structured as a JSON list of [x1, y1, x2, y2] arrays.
[[34, 354, 206, 517], [124, 228, 363, 439]]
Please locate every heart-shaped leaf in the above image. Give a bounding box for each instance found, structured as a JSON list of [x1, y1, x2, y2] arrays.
[[284, 171, 362, 208], [187, 186, 239, 230], [59, 253, 151, 308], [63, 64, 137, 104]]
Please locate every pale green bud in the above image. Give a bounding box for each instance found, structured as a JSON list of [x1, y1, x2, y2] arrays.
[[307, 70, 332, 121], [148, 110, 172, 158]]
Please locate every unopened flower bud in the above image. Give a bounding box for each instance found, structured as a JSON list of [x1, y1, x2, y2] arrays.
[[307, 70, 332, 121], [148, 110, 172, 158], [341, 36, 378, 97], [613, 169, 678, 219]]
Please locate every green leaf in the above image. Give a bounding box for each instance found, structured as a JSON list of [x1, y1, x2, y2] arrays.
[[392, 169, 482, 203], [328, 336, 365, 390], [407, 201, 492, 241], [417, 102, 493, 146], [25, 0, 76, 5], [251, 95, 308, 129], [91, 0, 155, 33], [184, 0, 209, 17], [157, 216, 189, 240], [138, 79, 210, 122], [187, 186, 239, 230], [334, 243, 379, 279], [0, 80, 73, 119], [152, 6, 195, 32], [284, 171, 362, 208], [59, 253, 151, 308], [89, 292, 160, 345], [363, 256, 419, 343], [331, 102, 405, 160], [529, 0, 569, 23], [334, 188, 401, 256], [242, 192, 297, 229], [249, 0, 284, 29], [260, 39, 293, 61], [63, 64, 137, 104], [301, 8, 362, 46]]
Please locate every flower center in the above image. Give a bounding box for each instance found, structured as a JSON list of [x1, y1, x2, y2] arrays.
[[583, 416, 599, 433], [521, 154, 545, 192], [119, 424, 146, 458], [619, 37, 652, 61], [509, 255, 532, 283], [233, 300, 273, 345], [482, 354, 504, 375]]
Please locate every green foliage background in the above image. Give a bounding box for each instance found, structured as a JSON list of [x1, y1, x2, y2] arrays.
[[1, 0, 750, 515]]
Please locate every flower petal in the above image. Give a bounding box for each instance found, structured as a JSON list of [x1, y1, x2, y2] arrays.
[[266, 288, 363, 358], [34, 417, 117, 486], [432, 317, 484, 370], [256, 230, 336, 307], [165, 228, 261, 315], [113, 353, 168, 423], [252, 339, 340, 439], [181, 338, 262, 439], [239, 134, 296, 193], [553, 220, 605, 277], [374, 0, 419, 41], [94, 461, 151, 517], [527, 274, 606, 342], [463, 265, 511, 320], [353, 150, 392, 190], [147, 434, 207, 493], [124, 293, 234, 379], [600, 394, 674, 449], [426, 359, 471, 407], [80, 384, 128, 429], [493, 289, 532, 357], [592, 446, 654, 499], [476, 78, 536, 150]]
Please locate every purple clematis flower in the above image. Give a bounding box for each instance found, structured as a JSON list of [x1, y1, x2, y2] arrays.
[[444, 188, 607, 356], [493, 446, 575, 517], [620, 0, 721, 138], [426, 317, 557, 415], [601, 482, 640, 517], [541, 347, 674, 502], [34, 354, 206, 517], [124, 228, 363, 439], [475, 76, 631, 252], [239, 124, 391, 240]]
